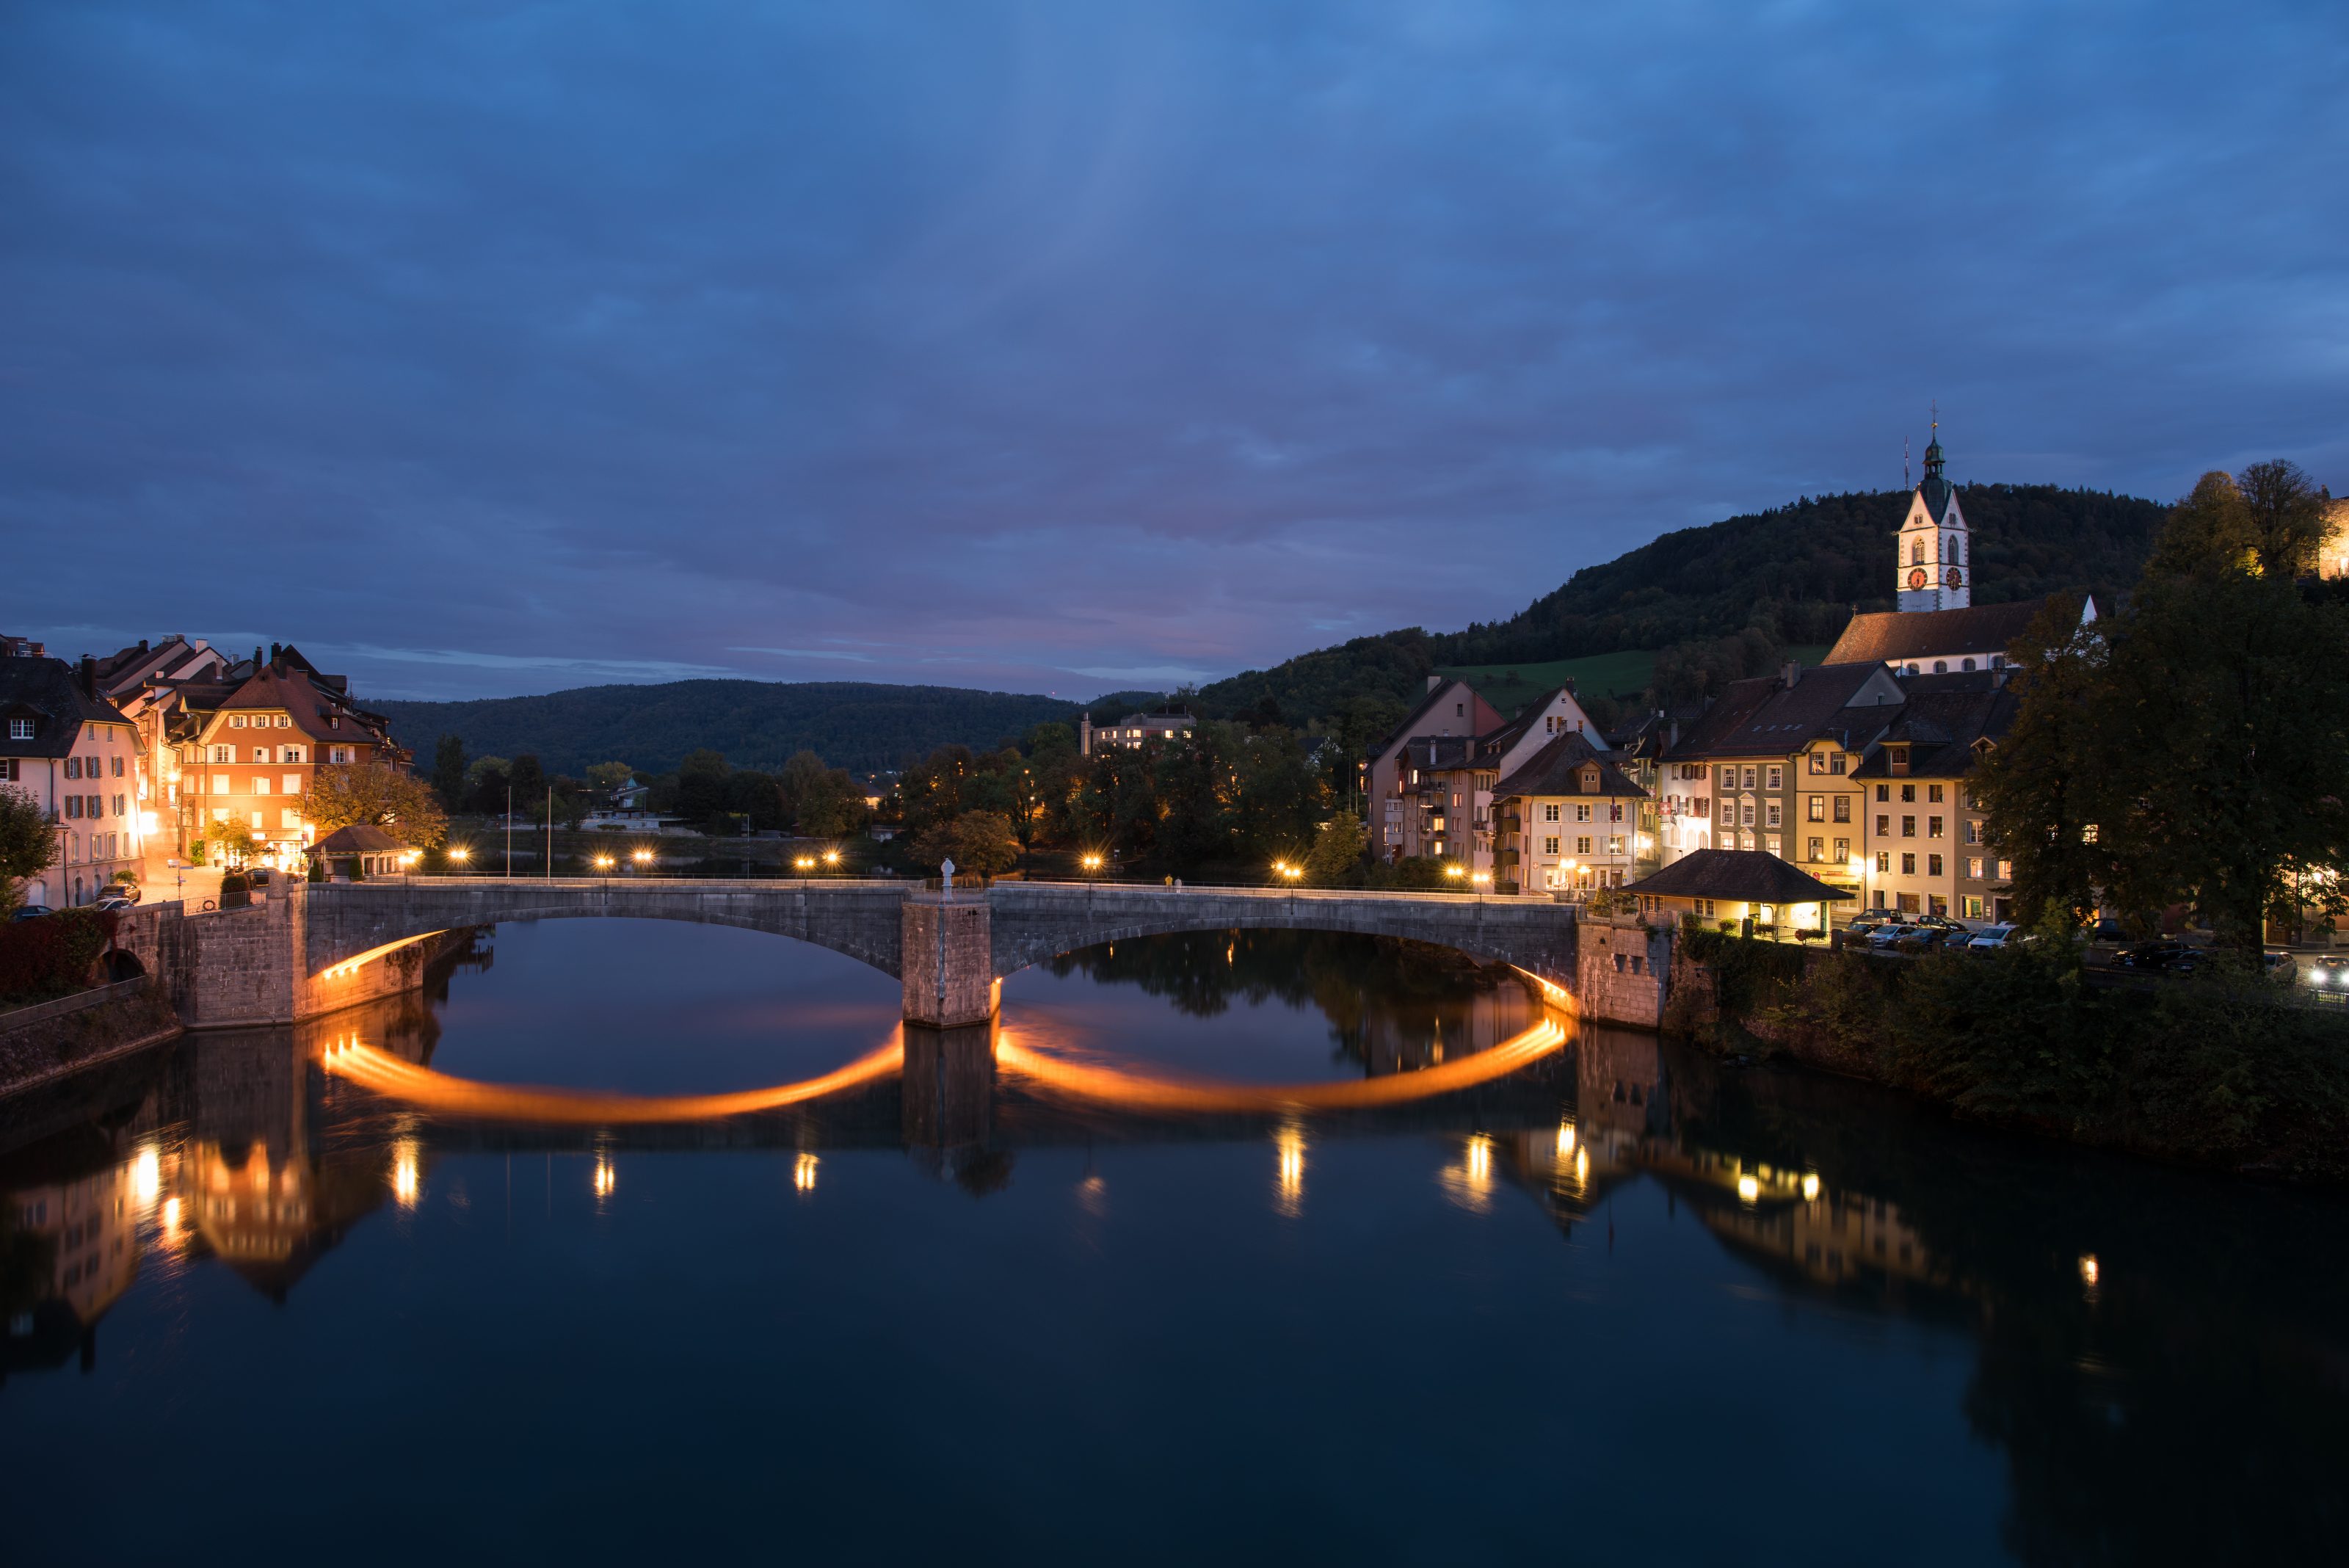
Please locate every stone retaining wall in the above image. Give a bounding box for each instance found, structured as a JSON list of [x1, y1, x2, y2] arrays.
[[0, 978, 183, 1097]]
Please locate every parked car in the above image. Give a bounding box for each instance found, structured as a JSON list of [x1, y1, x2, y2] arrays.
[[10, 904, 55, 921], [2087, 918, 2129, 943], [1865, 922, 1916, 951], [1968, 923, 2019, 954], [1895, 924, 1961, 954], [93, 894, 136, 912], [2262, 951, 2298, 983], [2115, 942, 2204, 974]]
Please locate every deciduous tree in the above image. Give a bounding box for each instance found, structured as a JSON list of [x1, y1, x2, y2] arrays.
[[301, 763, 449, 848], [0, 790, 57, 914]]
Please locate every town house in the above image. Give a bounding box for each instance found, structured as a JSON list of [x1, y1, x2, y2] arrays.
[[1363, 678, 1503, 863], [1849, 672, 2018, 921], [1489, 729, 1649, 893], [0, 652, 147, 908], [181, 649, 407, 868], [1400, 685, 1607, 874]]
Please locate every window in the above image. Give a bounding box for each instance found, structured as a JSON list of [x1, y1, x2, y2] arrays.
[[1766, 765, 1783, 791], [112, 794, 124, 816], [284, 746, 303, 763], [1764, 835, 1781, 856], [212, 745, 230, 763], [1575, 804, 1592, 823], [1833, 796, 1851, 823], [1928, 854, 1944, 877], [1967, 857, 1984, 880], [281, 774, 299, 794], [211, 777, 228, 794], [1900, 852, 1917, 874], [1740, 832, 1756, 852], [1963, 820, 1980, 844], [1876, 813, 1890, 837], [1901, 815, 1917, 837], [1740, 802, 1755, 827], [1928, 816, 1944, 838], [1765, 802, 1782, 829], [1543, 804, 1560, 821], [1933, 661, 1948, 675], [1928, 895, 1948, 916], [1833, 837, 1850, 861], [1830, 752, 1846, 776], [1997, 859, 2014, 880], [1741, 766, 1758, 790], [1889, 747, 1909, 774], [1900, 784, 1916, 802], [1606, 835, 1626, 855], [330, 747, 352, 764], [5, 719, 29, 740], [1609, 803, 1624, 823], [276, 715, 291, 729], [253, 777, 271, 795], [65, 796, 82, 819], [250, 811, 264, 830], [88, 794, 103, 817], [109, 756, 122, 777], [249, 747, 265, 763], [1807, 836, 1824, 861], [1809, 751, 1826, 774], [1927, 784, 1944, 803], [1575, 836, 1592, 855], [282, 808, 302, 829], [1807, 795, 1825, 821], [1543, 837, 1559, 854], [1876, 784, 1889, 802], [230, 715, 246, 729], [211, 807, 227, 823], [2082, 824, 2099, 843], [1962, 895, 1984, 918]]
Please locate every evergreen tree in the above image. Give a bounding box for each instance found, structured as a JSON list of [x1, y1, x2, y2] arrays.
[[431, 734, 467, 810]]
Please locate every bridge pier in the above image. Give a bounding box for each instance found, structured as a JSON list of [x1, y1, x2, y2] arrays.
[[900, 894, 998, 1028]]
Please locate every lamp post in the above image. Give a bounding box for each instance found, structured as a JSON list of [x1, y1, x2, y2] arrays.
[[1846, 853, 1867, 934]]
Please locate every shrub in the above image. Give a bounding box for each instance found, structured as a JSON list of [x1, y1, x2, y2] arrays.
[[0, 908, 118, 1002]]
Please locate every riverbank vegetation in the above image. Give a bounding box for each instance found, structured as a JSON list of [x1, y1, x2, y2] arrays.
[[1687, 931, 2349, 1180]]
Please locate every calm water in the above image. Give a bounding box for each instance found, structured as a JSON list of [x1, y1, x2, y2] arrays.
[[3, 920, 2344, 1564]]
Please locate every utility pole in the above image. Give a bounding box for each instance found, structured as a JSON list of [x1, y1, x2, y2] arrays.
[[545, 785, 553, 880], [506, 784, 512, 877]]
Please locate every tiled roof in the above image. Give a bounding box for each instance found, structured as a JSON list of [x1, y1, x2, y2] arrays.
[[0, 657, 134, 758], [1823, 593, 2084, 667], [312, 823, 403, 854], [1492, 730, 1648, 801], [1662, 664, 1902, 762], [1848, 672, 2018, 779], [1623, 849, 1855, 904]]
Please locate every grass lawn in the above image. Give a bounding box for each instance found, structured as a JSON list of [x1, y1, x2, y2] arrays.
[[1438, 645, 1831, 716]]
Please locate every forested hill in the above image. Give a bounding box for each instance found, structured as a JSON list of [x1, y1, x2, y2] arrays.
[[1199, 484, 2168, 719], [374, 680, 1088, 776]]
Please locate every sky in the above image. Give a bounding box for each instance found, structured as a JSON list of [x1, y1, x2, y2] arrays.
[[3, 1, 2344, 703]]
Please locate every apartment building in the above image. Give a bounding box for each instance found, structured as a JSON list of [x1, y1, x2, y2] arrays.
[[1849, 672, 2018, 920], [0, 653, 148, 907], [1398, 686, 1605, 873], [1489, 730, 1649, 893], [178, 650, 406, 868], [1363, 678, 1503, 863], [1658, 661, 1906, 907]]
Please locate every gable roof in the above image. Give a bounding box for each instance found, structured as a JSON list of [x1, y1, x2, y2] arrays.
[[1823, 593, 2086, 667], [1848, 672, 2019, 780], [312, 823, 403, 854], [1622, 849, 1854, 904], [1492, 730, 1649, 801], [0, 657, 134, 759], [1371, 679, 1495, 763], [1662, 663, 1902, 762]]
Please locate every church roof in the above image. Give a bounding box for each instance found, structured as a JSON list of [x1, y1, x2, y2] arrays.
[[1660, 663, 1901, 762], [1823, 593, 2087, 667]]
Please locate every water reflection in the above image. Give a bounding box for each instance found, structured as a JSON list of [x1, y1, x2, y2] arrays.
[[1, 926, 2345, 1561]]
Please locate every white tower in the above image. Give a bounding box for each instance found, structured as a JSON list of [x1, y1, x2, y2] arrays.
[[1895, 429, 1970, 612]]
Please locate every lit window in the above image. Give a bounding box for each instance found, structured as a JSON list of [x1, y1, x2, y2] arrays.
[[2082, 824, 2099, 843]]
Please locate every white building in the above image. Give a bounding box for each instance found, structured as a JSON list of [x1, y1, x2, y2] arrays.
[[1, 653, 149, 908]]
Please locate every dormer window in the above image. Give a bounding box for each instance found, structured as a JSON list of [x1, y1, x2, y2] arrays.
[[1889, 747, 1911, 775], [6, 718, 30, 740]]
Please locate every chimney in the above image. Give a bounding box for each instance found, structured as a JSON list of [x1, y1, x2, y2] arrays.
[[80, 654, 97, 697], [253, 646, 264, 669], [139, 639, 149, 653], [1780, 661, 1801, 689], [1426, 675, 1442, 694]]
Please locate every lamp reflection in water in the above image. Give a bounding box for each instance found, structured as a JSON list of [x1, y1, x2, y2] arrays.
[[593, 1157, 617, 1200], [2079, 1253, 2100, 1288], [1555, 1120, 1576, 1158], [1274, 1124, 1305, 1216], [1441, 1133, 1495, 1213], [132, 1145, 161, 1205], [1737, 1173, 1761, 1204], [794, 1153, 819, 1193], [1801, 1171, 1821, 1202], [391, 1139, 421, 1208]]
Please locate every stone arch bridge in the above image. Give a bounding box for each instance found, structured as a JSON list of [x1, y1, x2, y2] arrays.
[[117, 876, 1585, 1029]]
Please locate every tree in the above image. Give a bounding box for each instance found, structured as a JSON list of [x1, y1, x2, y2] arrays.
[[508, 754, 548, 816], [302, 763, 450, 848], [914, 810, 1019, 878], [676, 749, 730, 830], [431, 734, 467, 810], [206, 816, 259, 865], [1302, 814, 1367, 887], [0, 791, 56, 914], [1981, 463, 2349, 956], [465, 755, 512, 815], [585, 761, 635, 799]]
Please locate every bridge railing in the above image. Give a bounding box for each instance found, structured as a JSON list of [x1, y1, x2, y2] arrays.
[[1001, 879, 1570, 904]]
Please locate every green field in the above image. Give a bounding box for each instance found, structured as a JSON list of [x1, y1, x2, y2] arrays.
[[1438, 645, 1831, 718]]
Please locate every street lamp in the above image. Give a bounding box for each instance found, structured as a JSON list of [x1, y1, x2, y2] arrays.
[[592, 852, 614, 876], [822, 848, 841, 870], [1443, 863, 1466, 882], [1081, 852, 1104, 879], [631, 846, 655, 872], [449, 845, 471, 868]]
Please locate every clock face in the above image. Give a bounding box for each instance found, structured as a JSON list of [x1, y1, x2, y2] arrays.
[[1908, 567, 1928, 590], [1945, 567, 1964, 588]]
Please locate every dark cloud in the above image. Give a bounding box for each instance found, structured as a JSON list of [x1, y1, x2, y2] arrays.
[[4, 1, 2343, 699]]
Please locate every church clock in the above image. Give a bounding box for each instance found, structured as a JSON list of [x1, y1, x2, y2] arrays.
[[1945, 567, 1964, 588], [1908, 567, 1928, 591]]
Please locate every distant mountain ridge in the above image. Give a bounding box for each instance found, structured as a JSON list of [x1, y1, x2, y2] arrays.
[[1197, 483, 2168, 719], [378, 482, 2171, 772], [373, 680, 1091, 776]]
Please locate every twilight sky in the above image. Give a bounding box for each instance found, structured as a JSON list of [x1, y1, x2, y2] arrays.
[[3, 1, 2343, 702]]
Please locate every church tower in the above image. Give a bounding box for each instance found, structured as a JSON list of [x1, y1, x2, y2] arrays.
[[1895, 427, 1971, 612]]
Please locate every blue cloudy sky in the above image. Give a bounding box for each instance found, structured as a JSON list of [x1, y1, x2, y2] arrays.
[[3, 1, 2343, 701]]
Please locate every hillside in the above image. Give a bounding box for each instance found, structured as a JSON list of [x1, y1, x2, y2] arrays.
[[1199, 483, 2167, 719], [374, 680, 1085, 776]]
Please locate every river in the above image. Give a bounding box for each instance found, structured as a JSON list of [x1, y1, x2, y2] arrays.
[[1, 919, 2342, 1564]]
